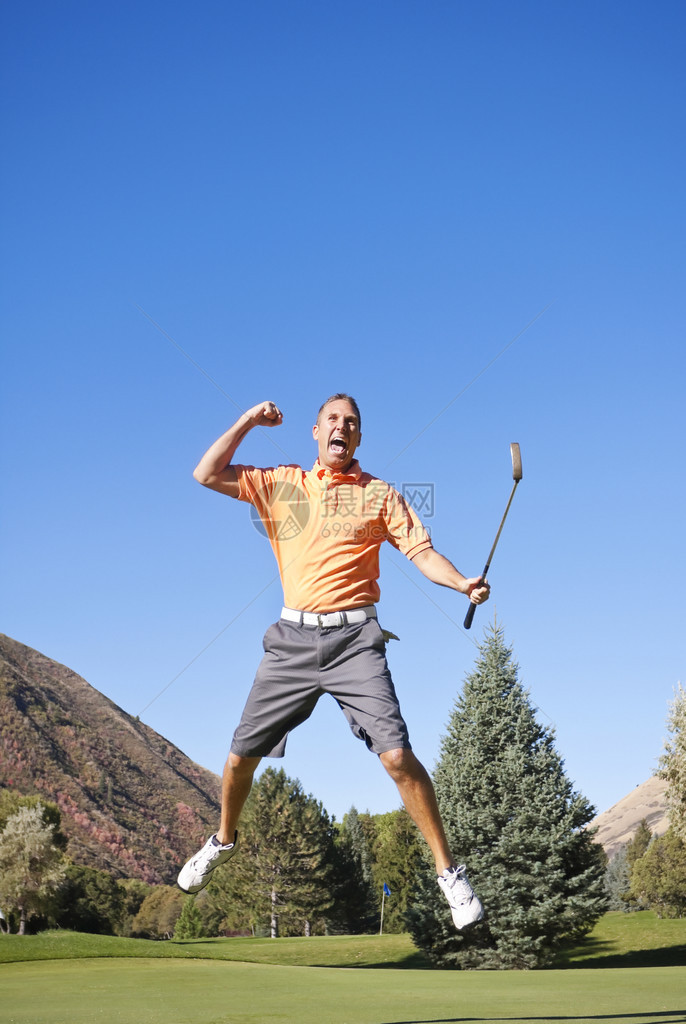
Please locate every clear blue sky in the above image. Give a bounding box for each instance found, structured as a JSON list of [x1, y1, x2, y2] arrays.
[[2, 0, 684, 826]]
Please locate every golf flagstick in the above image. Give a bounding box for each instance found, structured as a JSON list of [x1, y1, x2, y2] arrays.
[[464, 443, 522, 630]]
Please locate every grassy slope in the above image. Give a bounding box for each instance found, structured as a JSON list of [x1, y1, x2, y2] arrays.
[[1, 911, 685, 968]]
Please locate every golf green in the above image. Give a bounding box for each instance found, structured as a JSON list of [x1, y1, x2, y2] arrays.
[[2, 958, 685, 1024]]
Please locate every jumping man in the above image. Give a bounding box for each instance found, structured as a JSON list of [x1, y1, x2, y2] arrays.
[[178, 395, 490, 929]]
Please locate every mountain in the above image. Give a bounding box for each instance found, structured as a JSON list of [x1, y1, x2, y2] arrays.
[[0, 634, 220, 884], [589, 775, 669, 859]]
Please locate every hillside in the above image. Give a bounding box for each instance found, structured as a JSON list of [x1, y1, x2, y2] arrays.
[[589, 775, 669, 859], [0, 634, 220, 883]]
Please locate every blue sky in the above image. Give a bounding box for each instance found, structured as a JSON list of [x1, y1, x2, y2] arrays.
[[2, 0, 684, 827]]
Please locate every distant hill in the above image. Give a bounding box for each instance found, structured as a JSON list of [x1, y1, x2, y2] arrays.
[[589, 775, 669, 859], [0, 634, 220, 883]]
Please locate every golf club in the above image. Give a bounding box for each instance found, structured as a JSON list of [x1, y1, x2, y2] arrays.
[[464, 442, 523, 630]]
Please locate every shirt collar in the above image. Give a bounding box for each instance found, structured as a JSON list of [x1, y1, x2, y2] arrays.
[[309, 458, 362, 483]]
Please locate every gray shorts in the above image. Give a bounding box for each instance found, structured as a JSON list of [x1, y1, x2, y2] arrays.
[[230, 617, 411, 758]]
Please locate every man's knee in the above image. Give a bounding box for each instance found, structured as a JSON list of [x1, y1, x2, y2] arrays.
[[379, 746, 419, 779], [225, 752, 261, 777]]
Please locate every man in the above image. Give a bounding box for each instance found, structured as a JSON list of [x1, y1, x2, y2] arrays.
[[178, 395, 490, 930]]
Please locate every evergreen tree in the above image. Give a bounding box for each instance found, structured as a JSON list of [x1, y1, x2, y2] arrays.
[[173, 896, 206, 939], [659, 683, 686, 841], [342, 806, 374, 888], [57, 864, 126, 934], [208, 768, 336, 937], [629, 828, 686, 918], [407, 624, 607, 969], [333, 807, 377, 933], [604, 847, 632, 911], [625, 819, 652, 873], [370, 809, 422, 933], [0, 803, 67, 934]]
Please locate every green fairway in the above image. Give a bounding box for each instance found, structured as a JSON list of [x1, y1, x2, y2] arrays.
[[2, 913, 685, 1023], [2, 958, 685, 1024]]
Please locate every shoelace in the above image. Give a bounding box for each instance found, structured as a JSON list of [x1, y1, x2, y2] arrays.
[[445, 870, 474, 903]]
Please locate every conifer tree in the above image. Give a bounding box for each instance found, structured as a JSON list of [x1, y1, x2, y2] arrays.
[[332, 807, 377, 933], [604, 847, 632, 911], [659, 683, 686, 841], [174, 896, 206, 939], [407, 623, 607, 969], [370, 809, 422, 933], [629, 828, 686, 918], [625, 819, 652, 873], [208, 767, 336, 937]]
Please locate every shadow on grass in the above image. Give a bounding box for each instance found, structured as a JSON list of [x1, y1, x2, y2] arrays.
[[377, 1015, 686, 1023], [553, 936, 686, 969], [171, 937, 685, 971]]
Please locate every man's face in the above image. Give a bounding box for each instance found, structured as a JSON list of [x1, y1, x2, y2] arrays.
[[313, 399, 361, 472]]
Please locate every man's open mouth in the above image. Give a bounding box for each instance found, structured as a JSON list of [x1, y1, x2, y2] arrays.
[[329, 436, 347, 454]]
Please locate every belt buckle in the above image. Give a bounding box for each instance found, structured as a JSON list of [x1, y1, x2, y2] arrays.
[[318, 611, 344, 629]]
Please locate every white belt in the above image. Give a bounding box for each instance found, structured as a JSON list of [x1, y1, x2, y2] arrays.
[[281, 605, 377, 628]]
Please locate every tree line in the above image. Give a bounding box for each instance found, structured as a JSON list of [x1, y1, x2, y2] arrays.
[[1, 628, 684, 965], [603, 682, 686, 919]]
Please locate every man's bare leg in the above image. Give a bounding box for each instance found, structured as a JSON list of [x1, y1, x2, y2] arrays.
[[379, 747, 454, 873], [216, 752, 261, 845]]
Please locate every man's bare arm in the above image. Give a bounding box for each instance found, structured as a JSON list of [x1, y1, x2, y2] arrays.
[[410, 547, 490, 605], [193, 401, 283, 497]]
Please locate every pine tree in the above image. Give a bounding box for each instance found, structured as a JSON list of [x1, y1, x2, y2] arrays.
[[629, 828, 686, 918], [208, 767, 337, 937], [626, 819, 652, 872], [57, 864, 126, 934], [604, 847, 632, 911], [174, 896, 206, 939], [329, 807, 377, 934], [659, 683, 686, 841], [407, 624, 607, 969], [370, 809, 422, 933]]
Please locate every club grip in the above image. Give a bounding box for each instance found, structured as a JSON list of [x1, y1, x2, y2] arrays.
[[463, 571, 487, 630]]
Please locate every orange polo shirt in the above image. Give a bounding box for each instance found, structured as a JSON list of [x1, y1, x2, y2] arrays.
[[234, 460, 433, 612]]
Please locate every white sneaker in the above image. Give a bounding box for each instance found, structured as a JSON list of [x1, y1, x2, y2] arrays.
[[177, 832, 238, 894], [437, 865, 484, 930]]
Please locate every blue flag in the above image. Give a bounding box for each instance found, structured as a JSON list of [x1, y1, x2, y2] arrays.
[[383, 883, 391, 896]]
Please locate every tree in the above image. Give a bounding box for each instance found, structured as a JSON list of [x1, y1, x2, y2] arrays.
[[56, 863, 126, 934], [0, 791, 66, 850], [131, 885, 185, 939], [173, 896, 206, 939], [407, 623, 607, 969], [331, 807, 378, 934], [629, 829, 686, 918], [604, 847, 631, 911], [659, 683, 686, 841], [626, 819, 652, 872], [207, 768, 337, 937], [369, 809, 422, 933], [117, 878, 152, 936], [0, 803, 67, 934]]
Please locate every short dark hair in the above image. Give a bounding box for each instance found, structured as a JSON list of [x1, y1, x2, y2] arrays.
[[316, 393, 362, 431]]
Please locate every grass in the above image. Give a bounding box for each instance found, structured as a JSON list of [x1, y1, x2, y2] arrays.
[[1, 910, 684, 968], [0, 929, 428, 968], [2, 958, 685, 1024], [1, 913, 685, 1024]]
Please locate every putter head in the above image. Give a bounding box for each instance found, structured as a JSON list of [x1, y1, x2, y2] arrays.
[[510, 443, 522, 481]]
